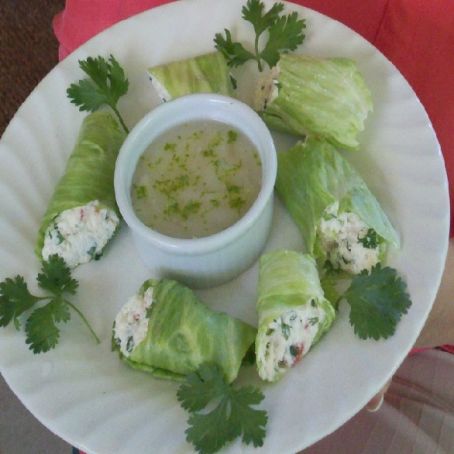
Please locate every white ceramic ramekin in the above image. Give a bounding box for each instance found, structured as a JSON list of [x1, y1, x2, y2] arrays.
[[114, 94, 277, 288]]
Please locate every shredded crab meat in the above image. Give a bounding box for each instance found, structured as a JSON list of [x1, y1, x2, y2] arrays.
[[113, 287, 154, 357], [258, 304, 325, 381], [318, 202, 381, 274], [42, 200, 119, 268]]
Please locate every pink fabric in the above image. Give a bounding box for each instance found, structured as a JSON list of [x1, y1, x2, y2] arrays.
[[297, 0, 389, 43], [53, 0, 175, 60]]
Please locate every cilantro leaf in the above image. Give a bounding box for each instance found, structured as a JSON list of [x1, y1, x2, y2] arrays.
[[242, 0, 284, 36], [214, 0, 306, 72], [25, 298, 71, 354], [358, 228, 383, 249], [37, 254, 78, 295], [66, 79, 109, 113], [344, 265, 412, 340], [0, 276, 41, 329], [177, 363, 225, 412], [177, 364, 267, 454], [186, 401, 238, 454], [228, 386, 267, 446], [0, 256, 99, 354], [214, 29, 255, 67], [260, 12, 306, 68], [67, 55, 129, 133]]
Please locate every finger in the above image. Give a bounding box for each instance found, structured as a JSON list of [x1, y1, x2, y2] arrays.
[[366, 379, 391, 412]]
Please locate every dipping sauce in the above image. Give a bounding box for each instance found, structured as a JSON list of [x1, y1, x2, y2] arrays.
[[131, 120, 262, 238]]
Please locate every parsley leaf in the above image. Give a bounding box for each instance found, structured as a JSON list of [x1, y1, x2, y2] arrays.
[[177, 364, 267, 454], [178, 364, 224, 412], [0, 255, 99, 353], [214, 29, 255, 68], [37, 255, 78, 295], [358, 228, 383, 249], [260, 12, 306, 68], [214, 0, 305, 72], [344, 264, 412, 340], [25, 298, 71, 353], [242, 0, 284, 36], [67, 55, 129, 133], [0, 276, 42, 329]]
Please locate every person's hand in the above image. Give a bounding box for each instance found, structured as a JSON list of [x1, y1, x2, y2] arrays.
[[366, 239, 454, 412], [366, 379, 391, 412]]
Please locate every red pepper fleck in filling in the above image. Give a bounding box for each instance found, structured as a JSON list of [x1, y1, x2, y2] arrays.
[[291, 343, 305, 365]]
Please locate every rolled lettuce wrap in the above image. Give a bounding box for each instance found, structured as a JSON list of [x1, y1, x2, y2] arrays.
[[256, 250, 335, 382], [36, 111, 126, 267], [112, 279, 256, 383], [276, 138, 399, 275], [147, 51, 234, 102], [254, 54, 373, 150]]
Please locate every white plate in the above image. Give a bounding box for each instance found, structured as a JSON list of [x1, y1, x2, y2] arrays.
[[0, 0, 450, 453]]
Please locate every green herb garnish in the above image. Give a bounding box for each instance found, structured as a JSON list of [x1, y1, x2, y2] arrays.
[[344, 264, 412, 340], [177, 363, 267, 454], [134, 185, 148, 199], [67, 55, 129, 133], [214, 0, 306, 71], [358, 228, 383, 249], [0, 255, 100, 353]]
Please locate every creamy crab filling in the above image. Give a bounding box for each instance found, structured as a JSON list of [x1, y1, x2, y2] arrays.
[[318, 202, 381, 274], [258, 303, 325, 381], [42, 200, 119, 268], [113, 287, 154, 357]]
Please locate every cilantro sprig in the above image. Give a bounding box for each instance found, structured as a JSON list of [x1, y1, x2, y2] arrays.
[[67, 55, 129, 133], [214, 0, 306, 71], [342, 264, 412, 340], [358, 228, 383, 249], [0, 255, 100, 353], [177, 364, 268, 454]]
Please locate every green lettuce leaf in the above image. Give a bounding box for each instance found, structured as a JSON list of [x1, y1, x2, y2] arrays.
[[255, 250, 335, 382], [258, 54, 373, 150], [35, 111, 126, 258], [275, 138, 399, 262], [147, 52, 234, 101], [115, 279, 256, 384]]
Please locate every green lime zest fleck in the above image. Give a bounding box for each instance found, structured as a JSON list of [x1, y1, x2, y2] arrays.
[[181, 201, 201, 219], [202, 148, 217, 158], [164, 142, 177, 152], [227, 184, 241, 194], [134, 184, 147, 199], [227, 130, 238, 144], [229, 196, 246, 212]]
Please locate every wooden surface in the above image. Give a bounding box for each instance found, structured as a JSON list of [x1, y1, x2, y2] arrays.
[[0, 0, 64, 135]]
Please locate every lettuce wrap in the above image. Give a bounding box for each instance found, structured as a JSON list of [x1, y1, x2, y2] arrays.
[[36, 111, 126, 267], [147, 51, 234, 102], [112, 279, 256, 383], [255, 250, 335, 382], [254, 54, 373, 150], [276, 138, 399, 275]]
